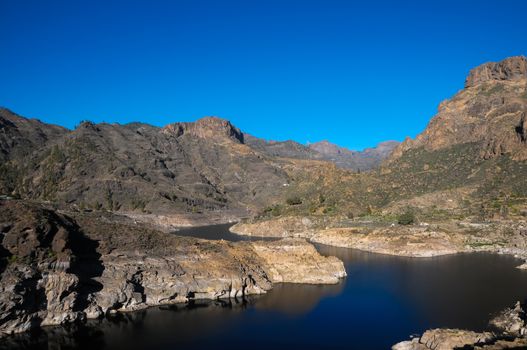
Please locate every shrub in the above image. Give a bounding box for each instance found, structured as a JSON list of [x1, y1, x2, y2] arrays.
[[322, 206, 335, 214], [263, 205, 282, 217], [397, 210, 416, 225], [286, 196, 302, 206]]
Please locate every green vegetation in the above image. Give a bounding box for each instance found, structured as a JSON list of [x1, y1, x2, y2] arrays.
[[286, 196, 302, 205], [397, 209, 416, 225], [131, 198, 147, 211], [0, 162, 20, 195], [322, 206, 335, 214], [263, 204, 282, 217], [40, 145, 68, 200], [7, 255, 18, 265], [46, 249, 57, 260]]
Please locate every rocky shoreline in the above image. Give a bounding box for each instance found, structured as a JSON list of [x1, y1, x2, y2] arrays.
[[392, 302, 527, 349], [0, 200, 345, 336], [230, 216, 527, 263]]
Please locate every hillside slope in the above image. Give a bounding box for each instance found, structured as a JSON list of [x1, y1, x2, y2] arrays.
[[0, 112, 292, 218]]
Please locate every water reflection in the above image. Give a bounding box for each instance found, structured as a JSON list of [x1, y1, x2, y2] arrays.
[[255, 282, 344, 316], [318, 244, 527, 331]]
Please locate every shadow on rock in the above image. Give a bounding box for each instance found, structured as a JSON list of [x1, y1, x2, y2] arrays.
[[67, 219, 105, 312]]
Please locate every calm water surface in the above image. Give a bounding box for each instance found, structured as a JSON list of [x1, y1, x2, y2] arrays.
[[5, 224, 527, 350]]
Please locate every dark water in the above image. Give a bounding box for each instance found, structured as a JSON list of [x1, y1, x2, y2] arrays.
[[6, 224, 527, 350], [173, 223, 274, 241]]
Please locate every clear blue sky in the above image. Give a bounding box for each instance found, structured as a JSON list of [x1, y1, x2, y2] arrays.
[[1, 0, 526, 150]]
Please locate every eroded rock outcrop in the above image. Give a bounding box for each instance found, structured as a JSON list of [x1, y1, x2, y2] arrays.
[[465, 56, 527, 88], [310, 226, 466, 257], [0, 201, 88, 334], [232, 215, 527, 263], [230, 216, 319, 239], [251, 239, 346, 284], [162, 116, 244, 143]]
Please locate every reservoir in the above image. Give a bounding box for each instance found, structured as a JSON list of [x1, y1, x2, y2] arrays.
[[5, 224, 527, 350]]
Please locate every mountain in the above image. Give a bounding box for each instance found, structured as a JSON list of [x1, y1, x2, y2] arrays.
[[243, 135, 322, 160], [0, 111, 293, 219], [373, 56, 527, 217], [3, 56, 525, 223], [308, 140, 399, 171], [0, 107, 398, 221], [389, 56, 527, 161], [264, 56, 527, 220], [0, 108, 67, 162], [245, 135, 399, 171]]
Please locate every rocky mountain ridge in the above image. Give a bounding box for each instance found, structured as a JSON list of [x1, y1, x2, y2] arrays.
[[389, 56, 527, 162], [465, 55, 527, 88], [0, 109, 292, 219], [308, 139, 399, 171], [245, 135, 399, 171], [0, 107, 396, 222]]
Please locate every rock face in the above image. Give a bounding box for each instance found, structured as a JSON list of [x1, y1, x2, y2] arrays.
[[489, 301, 527, 337], [232, 218, 468, 257], [162, 116, 244, 143], [389, 56, 527, 162], [0, 108, 67, 163], [232, 216, 527, 263], [0, 201, 89, 334], [0, 200, 345, 336], [250, 239, 346, 284], [465, 56, 527, 88], [230, 216, 318, 239]]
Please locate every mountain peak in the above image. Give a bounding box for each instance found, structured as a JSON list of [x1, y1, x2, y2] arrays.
[[309, 140, 345, 154], [162, 116, 244, 143], [465, 56, 527, 88], [389, 56, 527, 163]]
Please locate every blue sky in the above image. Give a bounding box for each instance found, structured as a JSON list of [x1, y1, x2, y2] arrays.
[[1, 0, 526, 150]]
